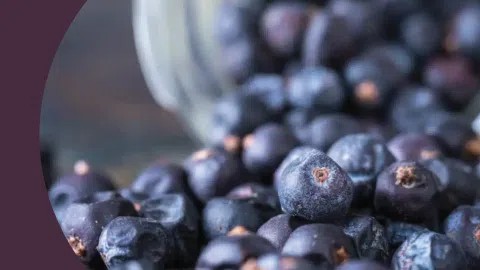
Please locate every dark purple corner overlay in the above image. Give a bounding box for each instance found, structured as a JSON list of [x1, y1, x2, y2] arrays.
[[2, 1, 86, 269]]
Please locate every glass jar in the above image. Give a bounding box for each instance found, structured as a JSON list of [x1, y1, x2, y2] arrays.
[[132, 0, 235, 145]]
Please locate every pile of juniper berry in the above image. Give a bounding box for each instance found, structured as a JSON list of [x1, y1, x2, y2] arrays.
[[48, 0, 480, 269]]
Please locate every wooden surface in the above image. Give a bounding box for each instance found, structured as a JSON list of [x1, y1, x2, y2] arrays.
[[40, 0, 197, 187]]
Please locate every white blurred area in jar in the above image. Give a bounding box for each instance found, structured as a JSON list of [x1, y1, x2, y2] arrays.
[[40, 0, 196, 187], [133, 0, 235, 144]]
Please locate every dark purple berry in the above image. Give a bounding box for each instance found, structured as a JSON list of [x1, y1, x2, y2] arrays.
[[242, 123, 299, 180], [327, 133, 396, 206], [400, 13, 442, 58], [420, 158, 477, 216], [444, 205, 480, 269], [261, 2, 311, 57], [227, 182, 281, 212], [282, 224, 358, 267], [278, 148, 354, 222], [202, 196, 279, 240], [97, 216, 176, 269], [196, 227, 276, 269], [343, 216, 389, 263], [61, 192, 137, 268], [214, 1, 258, 46], [446, 3, 480, 63], [118, 189, 149, 210], [131, 162, 188, 197], [257, 214, 310, 249], [302, 11, 357, 68], [344, 53, 406, 97], [286, 66, 346, 112], [212, 92, 273, 143], [327, 0, 384, 48], [138, 193, 199, 268], [306, 114, 364, 152], [374, 161, 439, 222], [49, 161, 116, 223], [241, 74, 287, 115], [387, 133, 444, 161], [389, 85, 446, 133], [423, 56, 479, 110], [184, 148, 245, 203], [423, 111, 480, 160], [392, 231, 467, 270], [274, 146, 319, 191], [386, 221, 429, 250], [364, 43, 415, 78], [380, 0, 425, 38]]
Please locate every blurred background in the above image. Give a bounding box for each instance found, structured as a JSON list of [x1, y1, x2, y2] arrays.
[[40, 0, 195, 187]]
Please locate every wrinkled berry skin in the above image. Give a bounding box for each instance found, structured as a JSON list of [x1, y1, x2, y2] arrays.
[[212, 92, 273, 143], [392, 231, 467, 270], [278, 148, 354, 222], [261, 2, 310, 57], [420, 158, 477, 217], [242, 253, 319, 270], [256, 214, 310, 249], [274, 146, 319, 190], [184, 148, 245, 203], [386, 221, 429, 250], [286, 67, 345, 112], [282, 224, 358, 268], [336, 260, 390, 270], [241, 74, 287, 115], [328, 133, 395, 206], [131, 162, 188, 197], [97, 217, 176, 269], [108, 259, 159, 270], [196, 233, 276, 269], [444, 205, 480, 269], [61, 192, 137, 268], [303, 11, 356, 68], [242, 123, 299, 180], [389, 86, 445, 133], [387, 133, 444, 161], [374, 161, 439, 222], [227, 182, 281, 212], [307, 114, 364, 152], [343, 216, 390, 263], [202, 197, 279, 240], [49, 169, 116, 223], [139, 193, 199, 268]]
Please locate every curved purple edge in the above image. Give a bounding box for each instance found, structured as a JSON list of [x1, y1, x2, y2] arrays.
[[2, 0, 87, 269]]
